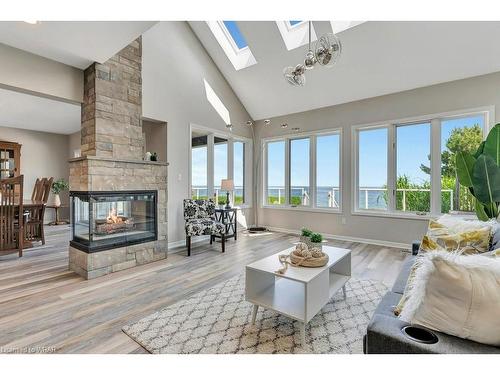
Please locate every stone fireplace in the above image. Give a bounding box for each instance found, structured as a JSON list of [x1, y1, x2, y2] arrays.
[[68, 37, 168, 279]]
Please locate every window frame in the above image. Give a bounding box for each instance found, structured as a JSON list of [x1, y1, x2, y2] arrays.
[[351, 106, 494, 219], [262, 128, 343, 213], [189, 124, 253, 209]]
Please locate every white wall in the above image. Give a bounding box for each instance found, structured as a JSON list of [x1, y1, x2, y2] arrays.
[[255, 71, 500, 247], [0, 126, 71, 222], [142, 22, 255, 244], [0, 43, 83, 103]]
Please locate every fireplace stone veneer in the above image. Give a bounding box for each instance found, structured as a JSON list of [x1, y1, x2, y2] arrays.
[[68, 37, 168, 279], [68, 157, 168, 279]]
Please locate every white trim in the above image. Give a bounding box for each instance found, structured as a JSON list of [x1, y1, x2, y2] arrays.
[[265, 226, 411, 250], [351, 105, 495, 218]]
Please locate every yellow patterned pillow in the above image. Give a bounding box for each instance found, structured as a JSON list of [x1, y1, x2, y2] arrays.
[[394, 218, 493, 316], [420, 219, 491, 255]]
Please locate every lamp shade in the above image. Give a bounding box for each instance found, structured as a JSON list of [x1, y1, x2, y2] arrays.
[[221, 179, 234, 191]]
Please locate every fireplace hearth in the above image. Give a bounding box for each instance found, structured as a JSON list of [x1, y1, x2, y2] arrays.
[[70, 190, 157, 253]]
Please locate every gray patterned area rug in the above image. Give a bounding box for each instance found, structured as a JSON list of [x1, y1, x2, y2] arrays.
[[122, 274, 387, 354]]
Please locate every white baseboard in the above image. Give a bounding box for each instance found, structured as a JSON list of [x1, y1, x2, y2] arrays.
[[265, 226, 410, 250]]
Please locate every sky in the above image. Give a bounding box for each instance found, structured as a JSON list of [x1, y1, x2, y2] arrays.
[[192, 115, 484, 190], [223, 21, 248, 49], [191, 141, 245, 189]]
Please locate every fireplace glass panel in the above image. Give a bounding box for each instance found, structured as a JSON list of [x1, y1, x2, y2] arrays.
[[70, 191, 157, 252]]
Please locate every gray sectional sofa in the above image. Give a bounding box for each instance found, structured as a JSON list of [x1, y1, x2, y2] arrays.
[[364, 242, 500, 354]]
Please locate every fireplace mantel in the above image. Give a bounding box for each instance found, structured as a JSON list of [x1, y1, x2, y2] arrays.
[[69, 155, 169, 167]]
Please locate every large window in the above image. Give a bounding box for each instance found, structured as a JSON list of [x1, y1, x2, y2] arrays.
[[266, 140, 286, 205], [396, 122, 431, 212], [440, 115, 484, 213], [234, 141, 245, 205], [191, 135, 208, 200], [190, 129, 250, 207], [316, 134, 340, 208], [290, 138, 310, 206], [214, 137, 228, 205], [264, 131, 341, 210], [358, 128, 388, 210], [354, 110, 489, 216]]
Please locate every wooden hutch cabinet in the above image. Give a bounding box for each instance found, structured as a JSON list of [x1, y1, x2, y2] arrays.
[[0, 141, 21, 179]]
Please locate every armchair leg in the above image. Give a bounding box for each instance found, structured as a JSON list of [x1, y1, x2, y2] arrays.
[[187, 236, 191, 256], [210, 235, 213, 245], [221, 234, 225, 253]]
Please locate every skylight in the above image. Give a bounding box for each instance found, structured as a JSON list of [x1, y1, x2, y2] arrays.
[[206, 21, 257, 71], [276, 21, 317, 51], [222, 21, 248, 49]]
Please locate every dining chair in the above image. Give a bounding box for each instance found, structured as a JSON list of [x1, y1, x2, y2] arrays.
[[0, 175, 24, 257], [31, 178, 43, 201], [25, 177, 53, 245]]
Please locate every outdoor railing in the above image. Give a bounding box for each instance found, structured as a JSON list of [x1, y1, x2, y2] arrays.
[[265, 187, 455, 211]]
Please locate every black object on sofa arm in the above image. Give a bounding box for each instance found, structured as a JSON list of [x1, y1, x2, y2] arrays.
[[411, 240, 420, 256]]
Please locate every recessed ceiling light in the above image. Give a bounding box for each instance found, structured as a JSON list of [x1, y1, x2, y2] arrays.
[[226, 123, 233, 131], [281, 123, 288, 129], [23, 20, 39, 25], [292, 127, 300, 132], [264, 119, 271, 126], [245, 120, 253, 126]]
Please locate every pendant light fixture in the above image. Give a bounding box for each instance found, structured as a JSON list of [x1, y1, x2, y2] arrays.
[[283, 21, 342, 87]]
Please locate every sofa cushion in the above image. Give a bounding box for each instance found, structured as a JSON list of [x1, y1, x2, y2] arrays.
[[391, 256, 415, 294], [399, 250, 500, 347]]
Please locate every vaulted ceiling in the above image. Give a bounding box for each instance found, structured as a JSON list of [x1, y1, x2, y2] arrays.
[[0, 21, 157, 69], [189, 21, 500, 120]]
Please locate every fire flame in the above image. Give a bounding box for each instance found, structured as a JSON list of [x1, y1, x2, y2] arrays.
[[106, 208, 123, 224]]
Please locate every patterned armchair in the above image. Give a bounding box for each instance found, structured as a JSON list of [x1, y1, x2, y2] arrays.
[[183, 199, 225, 256]]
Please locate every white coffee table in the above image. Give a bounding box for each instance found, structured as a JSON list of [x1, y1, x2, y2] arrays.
[[245, 246, 351, 346]]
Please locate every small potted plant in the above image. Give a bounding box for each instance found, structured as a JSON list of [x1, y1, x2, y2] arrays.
[[300, 227, 313, 247], [310, 232, 324, 251], [51, 178, 69, 207]]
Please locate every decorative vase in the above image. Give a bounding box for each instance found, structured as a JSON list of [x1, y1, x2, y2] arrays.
[[54, 194, 61, 207]]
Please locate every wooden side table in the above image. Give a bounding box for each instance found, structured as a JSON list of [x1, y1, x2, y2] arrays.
[[214, 207, 237, 241], [47, 205, 69, 225]]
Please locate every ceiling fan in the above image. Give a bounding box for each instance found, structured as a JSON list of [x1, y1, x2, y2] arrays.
[[283, 21, 342, 87]]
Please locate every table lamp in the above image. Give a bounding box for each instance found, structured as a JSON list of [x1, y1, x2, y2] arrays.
[[220, 179, 234, 209]]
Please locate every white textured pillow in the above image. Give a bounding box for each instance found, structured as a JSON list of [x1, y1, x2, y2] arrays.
[[399, 251, 500, 346], [437, 214, 495, 234]]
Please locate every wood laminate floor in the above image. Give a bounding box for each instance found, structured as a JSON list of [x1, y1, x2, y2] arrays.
[[0, 226, 408, 353]]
